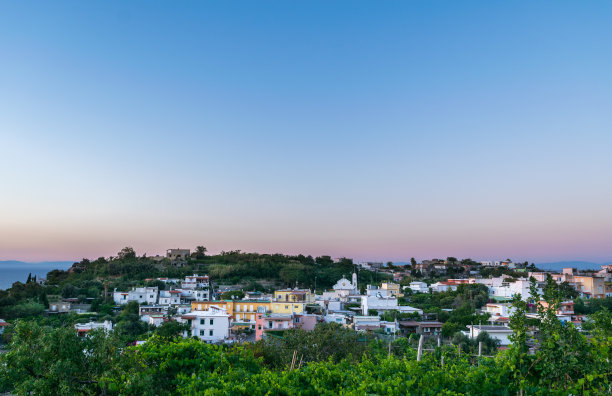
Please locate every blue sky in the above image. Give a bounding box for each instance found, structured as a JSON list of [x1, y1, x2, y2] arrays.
[[1, 1, 611, 262]]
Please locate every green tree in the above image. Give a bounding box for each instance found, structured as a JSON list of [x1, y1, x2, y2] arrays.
[[117, 246, 137, 260], [114, 301, 149, 343], [0, 321, 121, 395], [154, 321, 190, 340], [193, 246, 207, 259]]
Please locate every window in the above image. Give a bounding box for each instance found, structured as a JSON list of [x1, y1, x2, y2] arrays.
[[210, 319, 214, 325], [200, 319, 205, 325], [236, 304, 241, 311], [250, 305, 253, 312], [209, 330, 213, 336], [285, 305, 289, 309], [268, 321, 273, 329], [200, 330, 205, 336]]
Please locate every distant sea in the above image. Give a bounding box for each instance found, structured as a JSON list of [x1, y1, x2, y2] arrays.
[[534, 261, 610, 271], [0, 261, 74, 290]]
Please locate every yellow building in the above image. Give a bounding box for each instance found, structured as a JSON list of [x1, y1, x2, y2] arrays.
[[381, 282, 403, 297], [270, 301, 307, 314], [191, 300, 271, 326], [273, 289, 315, 304]]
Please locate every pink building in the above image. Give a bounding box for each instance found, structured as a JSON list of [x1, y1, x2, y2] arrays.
[[255, 313, 320, 340], [256, 313, 294, 341]]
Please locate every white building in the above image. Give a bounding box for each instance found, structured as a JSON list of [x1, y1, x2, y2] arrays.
[[159, 290, 182, 305], [464, 325, 513, 346], [182, 274, 210, 289], [181, 274, 211, 300], [353, 316, 398, 334], [147, 314, 166, 327], [430, 281, 458, 293], [316, 296, 344, 312], [361, 292, 423, 316], [353, 316, 380, 331], [362, 294, 398, 315], [475, 278, 542, 301], [407, 281, 429, 294], [75, 320, 113, 336], [325, 273, 360, 302], [398, 305, 423, 315], [113, 287, 158, 305], [366, 285, 393, 297], [484, 303, 515, 318], [380, 320, 399, 334], [323, 313, 350, 325], [180, 306, 230, 343]]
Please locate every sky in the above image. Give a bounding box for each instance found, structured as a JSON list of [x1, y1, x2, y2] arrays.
[[1, 1, 611, 263]]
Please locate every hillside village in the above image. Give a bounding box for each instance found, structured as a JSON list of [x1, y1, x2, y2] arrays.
[[6, 248, 608, 350]]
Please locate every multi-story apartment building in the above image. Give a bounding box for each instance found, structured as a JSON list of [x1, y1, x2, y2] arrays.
[[159, 290, 182, 305], [113, 287, 158, 305], [191, 300, 271, 329], [181, 306, 230, 343]]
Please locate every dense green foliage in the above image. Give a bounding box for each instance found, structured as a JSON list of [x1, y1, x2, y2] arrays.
[[0, 278, 48, 319], [250, 323, 372, 369]]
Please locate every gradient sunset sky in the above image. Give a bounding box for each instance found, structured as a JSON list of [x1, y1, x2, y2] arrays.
[[1, 1, 611, 263]]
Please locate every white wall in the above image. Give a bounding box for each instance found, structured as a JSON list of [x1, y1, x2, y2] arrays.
[[188, 313, 229, 343]]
